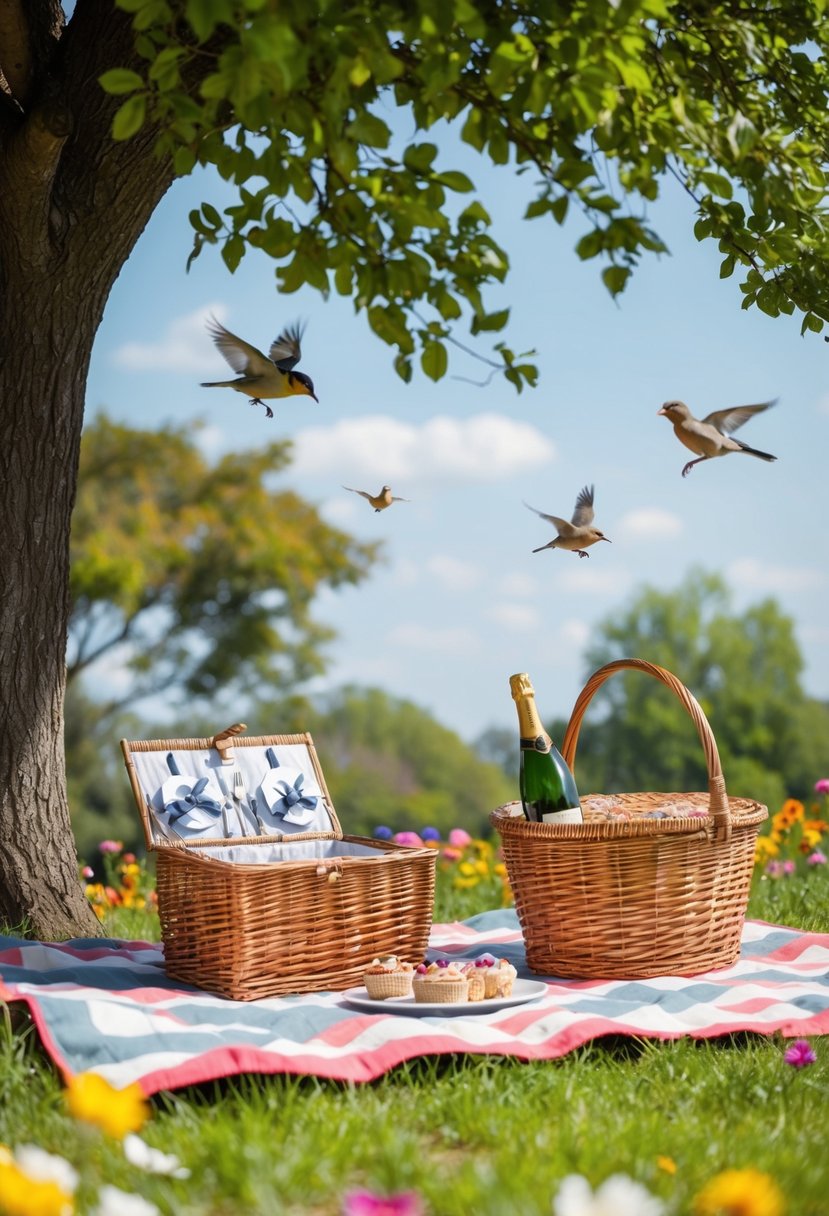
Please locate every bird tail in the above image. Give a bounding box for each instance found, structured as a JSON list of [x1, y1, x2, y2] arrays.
[[735, 439, 777, 462], [200, 380, 236, 388], [532, 543, 554, 553]]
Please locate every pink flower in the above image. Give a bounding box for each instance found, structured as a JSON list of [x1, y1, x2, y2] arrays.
[[807, 850, 827, 866], [448, 828, 472, 847], [342, 1191, 423, 1216], [784, 1038, 817, 1067], [392, 831, 423, 848], [81, 865, 94, 879], [765, 861, 784, 878], [782, 860, 796, 875], [440, 846, 462, 862], [814, 779, 829, 794], [99, 840, 123, 854]]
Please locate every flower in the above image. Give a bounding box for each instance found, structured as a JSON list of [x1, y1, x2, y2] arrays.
[[93, 1185, 160, 1216], [656, 1156, 677, 1175], [64, 1073, 149, 1138], [373, 826, 393, 840], [342, 1190, 423, 1216], [807, 850, 827, 866], [392, 831, 423, 847], [98, 840, 123, 854], [0, 1144, 75, 1216], [448, 828, 472, 846], [783, 1038, 816, 1068], [553, 1173, 665, 1216], [421, 826, 441, 841], [123, 1135, 190, 1178], [693, 1168, 785, 1216], [814, 778, 829, 794]]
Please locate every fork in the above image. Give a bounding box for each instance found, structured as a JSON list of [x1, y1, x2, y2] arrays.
[[232, 769, 258, 834]]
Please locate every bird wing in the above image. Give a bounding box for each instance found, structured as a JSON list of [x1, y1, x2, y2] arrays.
[[206, 317, 273, 376], [571, 484, 595, 527], [390, 496, 410, 503], [343, 486, 372, 501], [524, 502, 573, 535], [269, 323, 304, 371], [701, 399, 777, 436]]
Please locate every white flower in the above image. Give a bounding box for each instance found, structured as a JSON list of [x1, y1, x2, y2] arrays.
[[123, 1133, 190, 1178], [94, 1185, 160, 1216], [553, 1173, 665, 1216], [12, 1144, 79, 1193]]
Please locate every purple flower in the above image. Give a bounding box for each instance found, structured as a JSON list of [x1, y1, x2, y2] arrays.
[[807, 850, 827, 866], [342, 1191, 423, 1216], [784, 1038, 817, 1068], [421, 826, 441, 842], [765, 861, 784, 878], [373, 826, 393, 840], [98, 840, 123, 854], [814, 778, 829, 794], [393, 831, 423, 847]]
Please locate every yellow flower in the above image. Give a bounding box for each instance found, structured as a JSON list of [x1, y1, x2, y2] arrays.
[[754, 838, 779, 865], [64, 1073, 149, 1138], [657, 1155, 677, 1175], [694, 1168, 786, 1216], [0, 1157, 73, 1216]]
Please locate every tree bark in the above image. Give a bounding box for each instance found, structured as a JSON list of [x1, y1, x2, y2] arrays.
[[0, 0, 175, 936]]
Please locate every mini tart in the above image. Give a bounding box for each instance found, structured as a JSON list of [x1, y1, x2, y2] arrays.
[[461, 963, 486, 1002], [481, 958, 517, 999], [412, 962, 469, 1004], [363, 956, 414, 1000]]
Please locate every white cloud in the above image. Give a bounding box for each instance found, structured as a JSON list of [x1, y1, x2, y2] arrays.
[[386, 622, 479, 655], [426, 555, 483, 592], [726, 558, 826, 594], [112, 303, 227, 373], [558, 619, 591, 648], [292, 413, 556, 485], [488, 602, 542, 631], [192, 423, 226, 458], [617, 507, 683, 540]]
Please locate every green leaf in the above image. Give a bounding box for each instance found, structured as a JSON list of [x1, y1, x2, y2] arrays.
[[99, 68, 145, 95], [601, 265, 631, 296], [434, 170, 474, 193], [394, 353, 413, 383], [112, 94, 147, 141], [346, 111, 391, 149], [471, 308, 509, 334], [421, 340, 448, 381], [403, 143, 439, 173]]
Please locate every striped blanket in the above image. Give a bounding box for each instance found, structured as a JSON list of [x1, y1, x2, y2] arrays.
[[1, 911, 827, 1096]]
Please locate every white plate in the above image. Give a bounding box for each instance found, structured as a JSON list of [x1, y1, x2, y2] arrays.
[[340, 977, 548, 1016]]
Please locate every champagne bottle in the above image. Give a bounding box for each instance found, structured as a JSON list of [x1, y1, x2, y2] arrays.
[[509, 672, 583, 824]]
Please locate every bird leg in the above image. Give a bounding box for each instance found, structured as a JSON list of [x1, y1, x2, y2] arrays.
[[576, 550, 590, 559], [681, 456, 707, 477], [250, 397, 274, 419]]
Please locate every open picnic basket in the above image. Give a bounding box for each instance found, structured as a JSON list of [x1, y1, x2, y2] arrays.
[[121, 726, 437, 1000], [490, 659, 768, 978]]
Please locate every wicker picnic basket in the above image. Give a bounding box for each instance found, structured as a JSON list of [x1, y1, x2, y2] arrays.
[[490, 659, 768, 979], [121, 726, 437, 1000]]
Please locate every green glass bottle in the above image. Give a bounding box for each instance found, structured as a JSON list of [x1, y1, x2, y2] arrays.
[[509, 672, 583, 824]]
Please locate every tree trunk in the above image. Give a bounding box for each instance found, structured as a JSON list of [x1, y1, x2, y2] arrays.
[[0, 0, 175, 936]]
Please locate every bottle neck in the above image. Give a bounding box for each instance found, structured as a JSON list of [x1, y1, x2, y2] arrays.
[[514, 693, 552, 754]]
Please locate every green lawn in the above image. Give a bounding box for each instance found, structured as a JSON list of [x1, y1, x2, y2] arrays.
[[1, 861, 827, 1215]]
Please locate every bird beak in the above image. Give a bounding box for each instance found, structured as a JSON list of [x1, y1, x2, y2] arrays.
[[600, 537, 612, 543], [657, 407, 668, 416]]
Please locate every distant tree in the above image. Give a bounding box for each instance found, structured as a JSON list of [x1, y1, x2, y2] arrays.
[[69, 414, 379, 714], [302, 686, 515, 837], [568, 571, 829, 810]]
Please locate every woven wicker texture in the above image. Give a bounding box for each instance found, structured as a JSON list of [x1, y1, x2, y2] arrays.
[[363, 970, 414, 1000], [491, 659, 768, 979], [413, 977, 469, 1003], [122, 733, 436, 1000]]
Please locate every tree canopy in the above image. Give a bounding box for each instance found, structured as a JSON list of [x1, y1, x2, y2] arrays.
[[69, 413, 380, 713], [104, 0, 829, 390]]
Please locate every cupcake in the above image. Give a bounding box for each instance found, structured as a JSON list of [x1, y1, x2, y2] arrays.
[[412, 960, 469, 1004], [363, 956, 414, 1000], [479, 955, 517, 999]]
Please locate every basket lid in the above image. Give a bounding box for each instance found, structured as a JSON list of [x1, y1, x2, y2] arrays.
[[121, 729, 342, 850]]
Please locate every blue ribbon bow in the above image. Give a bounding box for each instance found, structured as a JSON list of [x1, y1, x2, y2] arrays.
[[165, 776, 222, 825], [270, 773, 318, 818]]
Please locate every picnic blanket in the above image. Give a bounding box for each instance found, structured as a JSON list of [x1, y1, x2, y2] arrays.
[[1, 911, 828, 1096]]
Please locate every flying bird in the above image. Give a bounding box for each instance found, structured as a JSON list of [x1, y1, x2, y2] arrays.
[[657, 398, 777, 477], [525, 485, 611, 559], [342, 485, 410, 513], [201, 316, 318, 417]]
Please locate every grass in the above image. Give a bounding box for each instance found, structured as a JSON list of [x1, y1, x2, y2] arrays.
[[1, 842, 828, 1213]]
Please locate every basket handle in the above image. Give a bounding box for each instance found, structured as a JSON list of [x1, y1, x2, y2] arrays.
[[560, 658, 731, 843]]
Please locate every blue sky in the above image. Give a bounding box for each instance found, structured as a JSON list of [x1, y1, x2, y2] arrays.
[[85, 143, 829, 744]]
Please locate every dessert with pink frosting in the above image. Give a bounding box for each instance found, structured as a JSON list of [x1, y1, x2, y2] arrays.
[[362, 956, 415, 1000], [412, 960, 469, 1003]]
